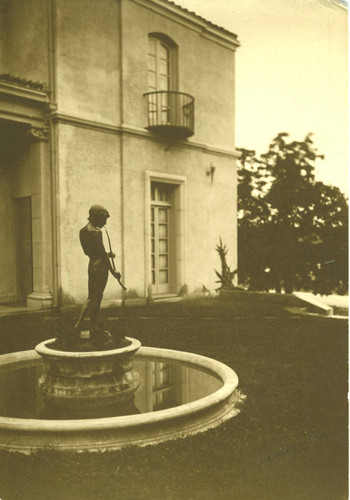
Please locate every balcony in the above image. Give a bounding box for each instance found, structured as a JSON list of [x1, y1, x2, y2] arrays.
[[144, 91, 194, 140]]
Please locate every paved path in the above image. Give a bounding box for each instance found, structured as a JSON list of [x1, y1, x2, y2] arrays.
[[296, 292, 348, 309]]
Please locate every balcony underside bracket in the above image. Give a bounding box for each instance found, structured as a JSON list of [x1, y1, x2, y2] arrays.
[[164, 140, 177, 151]]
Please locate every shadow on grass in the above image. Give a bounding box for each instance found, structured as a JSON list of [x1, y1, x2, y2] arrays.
[[0, 298, 347, 500]]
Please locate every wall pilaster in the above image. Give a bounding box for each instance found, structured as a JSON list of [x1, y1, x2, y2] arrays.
[[25, 125, 53, 309], [0, 0, 8, 72]]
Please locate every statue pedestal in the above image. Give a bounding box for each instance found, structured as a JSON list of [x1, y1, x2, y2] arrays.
[[35, 336, 141, 418]]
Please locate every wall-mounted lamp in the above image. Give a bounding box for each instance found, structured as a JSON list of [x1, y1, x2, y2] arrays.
[[206, 164, 216, 183]]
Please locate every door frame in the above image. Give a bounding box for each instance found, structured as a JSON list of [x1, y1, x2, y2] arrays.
[[144, 171, 187, 298], [14, 196, 33, 303]]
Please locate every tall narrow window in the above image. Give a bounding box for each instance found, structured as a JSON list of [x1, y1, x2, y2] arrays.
[[151, 183, 174, 295]]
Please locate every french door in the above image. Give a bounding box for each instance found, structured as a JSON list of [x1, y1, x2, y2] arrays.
[[150, 184, 173, 295], [148, 37, 171, 125]]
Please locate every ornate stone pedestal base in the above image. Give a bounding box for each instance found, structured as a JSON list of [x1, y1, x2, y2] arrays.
[[35, 336, 141, 418]]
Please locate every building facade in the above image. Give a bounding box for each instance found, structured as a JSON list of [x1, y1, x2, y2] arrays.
[[0, 0, 239, 309]]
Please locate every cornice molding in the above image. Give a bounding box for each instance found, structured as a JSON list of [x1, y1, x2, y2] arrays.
[[0, 81, 49, 104], [0, 74, 48, 92], [0, 83, 49, 127], [50, 112, 239, 159], [131, 0, 240, 52]]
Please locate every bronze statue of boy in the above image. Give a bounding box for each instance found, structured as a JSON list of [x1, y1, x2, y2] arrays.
[[74, 205, 122, 347]]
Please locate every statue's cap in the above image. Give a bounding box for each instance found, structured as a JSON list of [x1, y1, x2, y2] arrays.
[[88, 205, 110, 217]]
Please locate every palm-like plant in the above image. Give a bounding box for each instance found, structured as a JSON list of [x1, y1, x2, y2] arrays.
[[215, 238, 237, 290]]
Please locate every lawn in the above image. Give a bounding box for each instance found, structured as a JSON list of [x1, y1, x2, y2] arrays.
[[0, 298, 347, 500]]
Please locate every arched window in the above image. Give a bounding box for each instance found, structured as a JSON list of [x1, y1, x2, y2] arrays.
[[148, 34, 178, 126], [148, 34, 177, 92]]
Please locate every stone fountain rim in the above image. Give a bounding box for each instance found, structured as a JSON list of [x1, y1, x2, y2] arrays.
[[35, 336, 141, 358], [0, 346, 238, 430], [0, 346, 240, 453]]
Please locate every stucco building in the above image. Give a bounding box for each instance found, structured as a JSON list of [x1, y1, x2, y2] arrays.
[[0, 0, 239, 309]]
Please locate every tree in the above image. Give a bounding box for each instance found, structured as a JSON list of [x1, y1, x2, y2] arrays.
[[237, 133, 348, 294], [310, 182, 348, 295]]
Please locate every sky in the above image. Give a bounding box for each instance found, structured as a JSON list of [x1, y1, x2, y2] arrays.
[[174, 0, 348, 194]]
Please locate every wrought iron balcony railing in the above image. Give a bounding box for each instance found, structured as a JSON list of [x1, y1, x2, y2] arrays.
[[144, 91, 194, 140]]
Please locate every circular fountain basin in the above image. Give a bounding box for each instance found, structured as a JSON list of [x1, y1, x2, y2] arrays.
[[0, 345, 240, 454]]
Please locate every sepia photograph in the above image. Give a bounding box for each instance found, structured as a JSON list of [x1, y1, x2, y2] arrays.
[[0, 0, 348, 498]]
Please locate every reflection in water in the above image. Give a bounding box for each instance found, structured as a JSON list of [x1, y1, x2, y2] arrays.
[[38, 398, 142, 420], [0, 359, 222, 420]]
